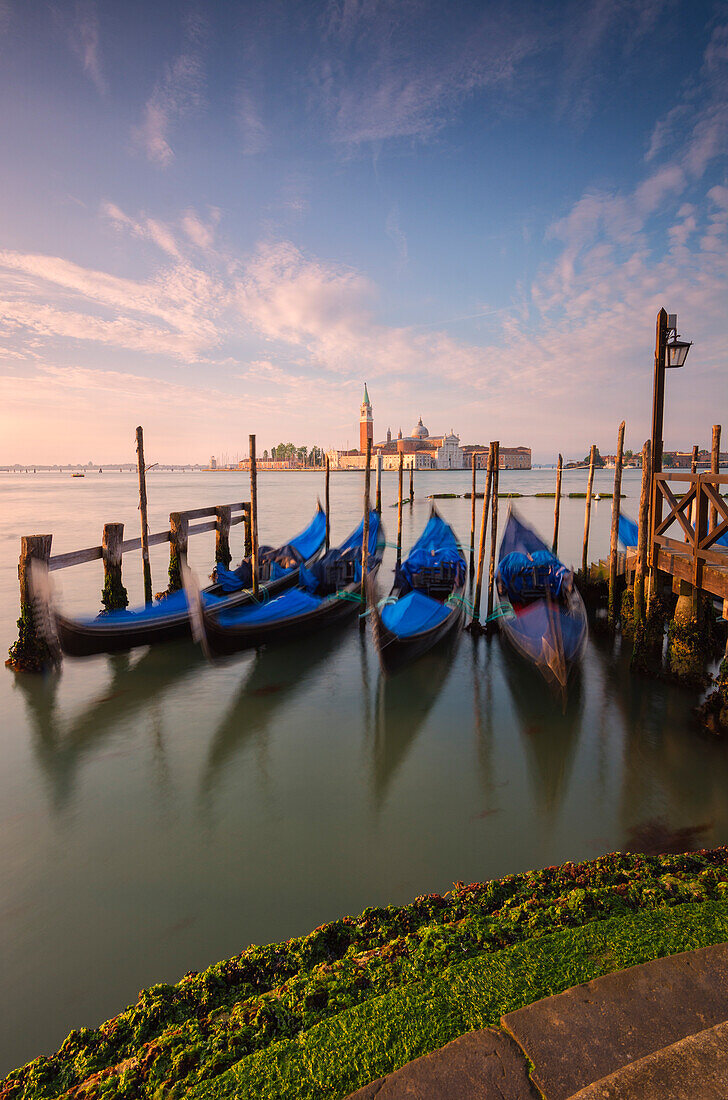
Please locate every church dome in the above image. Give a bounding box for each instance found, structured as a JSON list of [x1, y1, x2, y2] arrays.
[[411, 417, 429, 439]]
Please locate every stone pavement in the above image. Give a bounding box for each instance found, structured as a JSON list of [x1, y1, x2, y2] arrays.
[[344, 942, 728, 1099]]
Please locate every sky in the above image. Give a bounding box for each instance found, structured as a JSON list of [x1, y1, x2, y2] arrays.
[[0, 0, 726, 464]]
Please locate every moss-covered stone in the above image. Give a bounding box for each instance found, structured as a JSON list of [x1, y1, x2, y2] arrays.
[[6, 605, 56, 673], [4, 850, 728, 1100]]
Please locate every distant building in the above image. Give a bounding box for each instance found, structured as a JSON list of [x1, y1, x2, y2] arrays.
[[209, 456, 217, 470], [360, 384, 374, 453]]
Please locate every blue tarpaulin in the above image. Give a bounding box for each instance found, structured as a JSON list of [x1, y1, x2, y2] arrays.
[[381, 590, 451, 636], [618, 514, 639, 548], [399, 512, 465, 591], [217, 586, 323, 627], [79, 588, 226, 627], [214, 507, 325, 592], [497, 549, 571, 602]]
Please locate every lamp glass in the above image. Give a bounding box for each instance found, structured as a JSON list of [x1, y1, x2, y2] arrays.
[[666, 340, 691, 368]]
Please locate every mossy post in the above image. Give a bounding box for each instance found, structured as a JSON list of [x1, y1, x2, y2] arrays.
[[249, 435, 259, 598], [101, 523, 128, 611], [552, 453, 563, 555], [325, 456, 330, 552], [710, 425, 721, 534], [135, 426, 153, 606], [608, 422, 625, 629], [633, 439, 652, 630], [396, 451, 403, 570], [409, 460, 414, 505], [581, 443, 596, 577], [360, 437, 372, 627], [486, 441, 500, 624], [168, 512, 189, 592], [469, 442, 494, 632], [243, 503, 252, 558], [470, 452, 477, 566], [215, 506, 232, 569], [7, 534, 54, 672]]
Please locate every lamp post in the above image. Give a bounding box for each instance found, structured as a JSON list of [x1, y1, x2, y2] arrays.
[[649, 308, 692, 572]]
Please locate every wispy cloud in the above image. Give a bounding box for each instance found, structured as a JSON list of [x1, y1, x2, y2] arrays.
[[56, 0, 106, 94], [236, 87, 268, 155], [132, 10, 207, 167], [385, 206, 408, 265]]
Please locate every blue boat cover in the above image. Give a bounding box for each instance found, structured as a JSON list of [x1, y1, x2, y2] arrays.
[[381, 590, 451, 637], [398, 511, 465, 591], [508, 598, 586, 663], [618, 514, 639, 548], [214, 507, 325, 592], [217, 586, 323, 627], [498, 549, 571, 601], [78, 587, 226, 627], [300, 511, 382, 593], [619, 509, 728, 549], [289, 507, 327, 560]]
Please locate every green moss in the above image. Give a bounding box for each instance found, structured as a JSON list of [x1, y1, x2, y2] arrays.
[[100, 574, 128, 613], [167, 549, 182, 594], [5, 852, 728, 1099], [190, 902, 728, 1100], [6, 605, 56, 673]]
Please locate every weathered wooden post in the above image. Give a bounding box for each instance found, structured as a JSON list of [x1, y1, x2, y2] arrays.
[[409, 461, 414, 504], [136, 426, 153, 605], [215, 506, 232, 568], [325, 456, 330, 552], [101, 523, 128, 611], [552, 453, 563, 556], [168, 511, 189, 592], [470, 452, 477, 564], [608, 423, 625, 628], [361, 437, 372, 623], [710, 425, 721, 533], [486, 441, 500, 623], [375, 452, 382, 514], [691, 445, 699, 475], [581, 443, 596, 577], [396, 451, 404, 569], [7, 534, 54, 672], [249, 434, 260, 597], [243, 503, 252, 557], [633, 440, 652, 628], [469, 443, 494, 631]]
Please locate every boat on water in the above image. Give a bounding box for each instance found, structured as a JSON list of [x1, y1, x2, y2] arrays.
[[71, 472, 85, 478], [49, 505, 326, 657], [369, 506, 466, 675], [495, 507, 587, 694], [190, 510, 384, 658]]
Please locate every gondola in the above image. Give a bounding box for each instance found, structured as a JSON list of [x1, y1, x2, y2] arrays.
[[191, 510, 385, 658], [50, 506, 326, 657], [495, 507, 587, 694], [369, 506, 466, 675]]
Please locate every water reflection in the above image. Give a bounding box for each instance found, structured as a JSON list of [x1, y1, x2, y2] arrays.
[[15, 642, 204, 810], [500, 642, 583, 820], [372, 632, 460, 808]]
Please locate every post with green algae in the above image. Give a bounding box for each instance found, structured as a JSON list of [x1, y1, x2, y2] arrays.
[[486, 441, 500, 624], [167, 511, 189, 593], [470, 451, 477, 566], [633, 439, 652, 630], [375, 452, 382, 514], [396, 451, 404, 569], [409, 461, 414, 505], [215, 506, 232, 569], [608, 422, 625, 628], [6, 534, 55, 672], [710, 425, 721, 534], [360, 436, 372, 626], [469, 442, 494, 632], [101, 523, 128, 611], [243, 502, 252, 558]]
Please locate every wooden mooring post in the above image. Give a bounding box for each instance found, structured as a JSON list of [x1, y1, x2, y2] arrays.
[[581, 443, 596, 577], [486, 441, 500, 623], [375, 452, 382, 514], [6, 534, 54, 672], [608, 422, 625, 628], [470, 452, 477, 565], [325, 456, 330, 552], [361, 437, 372, 625], [167, 512, 189, 593], [135, 426, 153, 605], [102, 523, 128, 611], [633, 439, 652, 628], [409, 462, 414, 504], [396, 451, 404, 569], [552, 453, 563, 556], [249, 434, 260, 597], [468, 442, 494, 632], [711, 425, 721, 533], [215, 506, 232, 568]]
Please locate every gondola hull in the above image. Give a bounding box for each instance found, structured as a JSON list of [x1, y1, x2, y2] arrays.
[[370, 581, 465, 675], [496, 507, 587, 693], [52, 508, 326, 657]]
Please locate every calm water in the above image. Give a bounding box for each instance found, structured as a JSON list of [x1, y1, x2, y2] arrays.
[[1, 467, 725, 1074]]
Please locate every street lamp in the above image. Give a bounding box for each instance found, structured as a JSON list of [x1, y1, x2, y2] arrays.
[[665, 314, 692, 369]]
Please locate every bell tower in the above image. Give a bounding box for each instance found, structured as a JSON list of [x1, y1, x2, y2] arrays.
[[359, 383, 373, 453]]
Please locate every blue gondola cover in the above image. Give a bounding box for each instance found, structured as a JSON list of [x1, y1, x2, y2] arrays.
[[381, 591, 451, 636]]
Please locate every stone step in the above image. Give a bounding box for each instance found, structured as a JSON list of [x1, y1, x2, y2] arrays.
[[345, 1028, 540, 1099], [568, 1019, 728, 1099], [501, 941, 728, 1100]]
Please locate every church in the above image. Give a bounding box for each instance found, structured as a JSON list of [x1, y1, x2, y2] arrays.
[[327, 385, 530, 471]]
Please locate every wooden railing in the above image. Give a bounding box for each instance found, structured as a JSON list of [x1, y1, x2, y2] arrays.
[[651, 471, 728, 598]]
